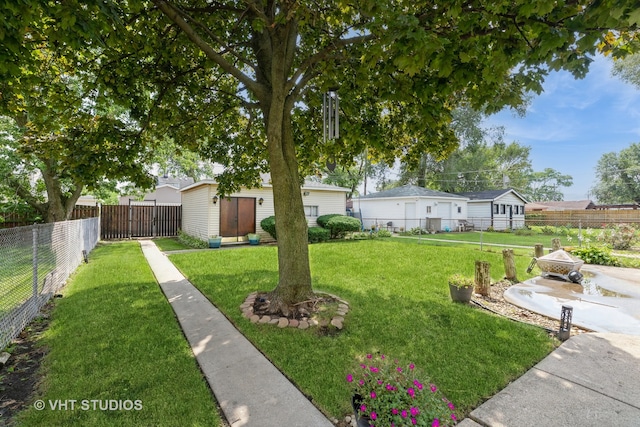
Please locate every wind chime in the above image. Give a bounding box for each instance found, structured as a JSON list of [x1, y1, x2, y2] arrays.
[[323, 88, 339, 172], [323, 88, 339, 142]]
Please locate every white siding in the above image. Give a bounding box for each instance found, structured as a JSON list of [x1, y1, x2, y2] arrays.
[[467, 202, 491, 230], [355, 197, 469, 231], [181, 185, 213, 241], [303, 190, 347, 227], [494, 193, 526, 229], [182, 182, 348, 243]]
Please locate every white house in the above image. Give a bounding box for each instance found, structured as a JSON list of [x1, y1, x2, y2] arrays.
[[455, 189, 528, 230], [180, 179, 350, 243], [354, 185, 469, 232]]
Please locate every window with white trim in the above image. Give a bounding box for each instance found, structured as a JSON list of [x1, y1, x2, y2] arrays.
[[426, 206, 432, 214], [304, 205, 319, 217]]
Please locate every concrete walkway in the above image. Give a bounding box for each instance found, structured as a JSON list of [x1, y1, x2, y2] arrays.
[[459, 332, 640, 427], [139, 240, 333, 427]]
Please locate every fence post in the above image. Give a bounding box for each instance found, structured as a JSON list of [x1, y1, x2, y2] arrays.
[[32, 227, 39, 315], [578, 220, 582, 248]]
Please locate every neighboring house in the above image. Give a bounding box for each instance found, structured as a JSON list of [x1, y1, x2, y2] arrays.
[[353, 185, 469, 232], [456, 188, 527, 230], [119, 176, 194, 206], [525, 200, 596, 211], [180, 179, 350, 243]]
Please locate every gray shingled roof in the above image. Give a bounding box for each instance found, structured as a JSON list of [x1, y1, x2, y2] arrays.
[[359, 185, 467, 199], [456, 188, 528, 203]]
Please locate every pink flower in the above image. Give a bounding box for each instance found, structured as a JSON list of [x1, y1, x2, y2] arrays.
[[409, 363, 415, 370], [407, 387, 415, 398], [377, 380, 383, 385], [392, 408, 399, 415], [448, 402, 455, 410], [346, 374, 353, 383], [360, 404, 366, 412], [413, 380, 423, 390], [386, 384, 394, 391], [359, 380, 364, 386], [367, 354, 373, 359], [410, 407, 419, 417], [430, 384, 437, 392], [451, 414, 457, 421], [396, 367, 403, 373], [370, 367, 379, 373], [411, 418, 417, 425], [401, 410, 408, 418], [360, 364, 366, 369], [370, 391, 377, 399], [432, 419, 440, 427], [381, 354, 386, 359], [371, 412, 377, 420]]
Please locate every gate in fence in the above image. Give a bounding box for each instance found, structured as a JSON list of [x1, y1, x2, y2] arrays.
[[100, 202, 181, 240]]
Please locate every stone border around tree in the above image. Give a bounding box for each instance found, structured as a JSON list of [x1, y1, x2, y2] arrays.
[[240, 291, 349, 330]]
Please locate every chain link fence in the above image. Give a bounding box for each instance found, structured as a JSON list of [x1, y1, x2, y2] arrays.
[[0, 218, 99, 351]]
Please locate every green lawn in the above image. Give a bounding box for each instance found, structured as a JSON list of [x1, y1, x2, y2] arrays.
[[15, 242, 223, 427], [170, 239, 555, 420]]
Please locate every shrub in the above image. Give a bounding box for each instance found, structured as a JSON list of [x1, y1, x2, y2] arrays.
[[316, 213, 344, 228], [260, 216, 277, 240], [376, 229, 392, 238], [569, 246, 620, 267], [308, 226, 330, 243], [540, 226, 556, 235], [410, 227, 428, 235], [326, 215, 362, 238], [596, 223, 638, 250], [177, 230, 208, 249], [514, 227, 533, 236]]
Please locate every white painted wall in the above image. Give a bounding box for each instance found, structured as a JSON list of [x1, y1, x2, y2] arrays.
[[355, 196, 469, 231], [467, 192, 526, 230], [181, 182, 348, 243]]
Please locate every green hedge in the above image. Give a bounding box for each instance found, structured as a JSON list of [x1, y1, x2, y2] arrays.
[[260, 216, 277, 240], [308, 226, 330, 243], [326, 215, 361, 239], [316, 213, 344, 228]]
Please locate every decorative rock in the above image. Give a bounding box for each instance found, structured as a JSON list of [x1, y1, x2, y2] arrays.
[[249, 314, 260, 323], [242, 309, 253, 318], [288, 319, 299, 328], [336, 310, 347, 316], [331, 317, 344, 329], [258, 316, 271, 324], [0, 352, 10, 367], [269, 318, 279, 324], [277, 317, 289, 328], [338, 303, 349, 311], [308, 318, 318, 326], [298, 320, 309, 329]]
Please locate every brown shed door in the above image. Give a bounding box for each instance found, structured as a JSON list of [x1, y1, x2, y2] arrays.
[[220, 197, 256, 237]]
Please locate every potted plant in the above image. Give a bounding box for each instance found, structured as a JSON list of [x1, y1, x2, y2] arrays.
[[347, 354, 457, 427], [208, 235, 222, 248], [247, 233, 261, 245], [448, 273, 474, 303]]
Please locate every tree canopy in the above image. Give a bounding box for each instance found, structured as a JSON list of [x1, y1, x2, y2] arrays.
[[3, 0, 638, 310], [592, 143, 640, 204]]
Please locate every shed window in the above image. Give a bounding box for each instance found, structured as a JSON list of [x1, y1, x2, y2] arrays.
[[426, 206, 432, 214], [500, 204, 506, 214], [457, 206, 462, 214], [304, 205, 318, 217], [493, 204, 499, 214]]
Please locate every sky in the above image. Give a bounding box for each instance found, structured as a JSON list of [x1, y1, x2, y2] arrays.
[[484, 53, 640, 202]]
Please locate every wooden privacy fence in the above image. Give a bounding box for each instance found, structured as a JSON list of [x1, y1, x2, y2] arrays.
[[526, 209, 640, 228], [100, 205, 182, 239]]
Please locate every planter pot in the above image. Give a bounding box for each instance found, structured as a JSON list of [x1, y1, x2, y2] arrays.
[[248, 235, 261, 245], [449, 283, 473, 303], [351, 394, 371, 427], [208, 238, 222, 249]]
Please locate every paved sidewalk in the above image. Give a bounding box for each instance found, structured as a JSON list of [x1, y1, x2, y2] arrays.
[[459, 332, 640, 427], [139, 240, 333, 427]]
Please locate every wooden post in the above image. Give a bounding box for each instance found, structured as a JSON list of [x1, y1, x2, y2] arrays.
[[552, 238, 561, 252], [534, 244, 544, 258], [502, 249, 517, 282], [474, 260, 491, 296]]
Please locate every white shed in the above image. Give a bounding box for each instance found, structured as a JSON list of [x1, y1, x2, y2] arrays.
[[455, 189, 528, 230], [353, 185, 469, 232], [180, 179, 349, 243]]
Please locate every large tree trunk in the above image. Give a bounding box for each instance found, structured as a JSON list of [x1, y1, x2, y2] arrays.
[[262, 36, 313, 313], [41, 161, 83, 223]]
